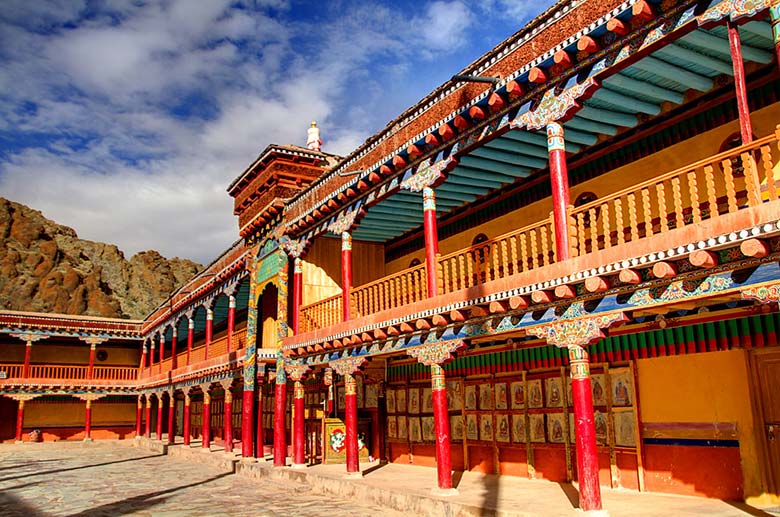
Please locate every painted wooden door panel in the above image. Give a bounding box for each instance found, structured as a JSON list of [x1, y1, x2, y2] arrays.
[[755, 350, 780, 495]]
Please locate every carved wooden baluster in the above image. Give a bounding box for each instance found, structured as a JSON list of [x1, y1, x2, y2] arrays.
[[742, 151, 762, 207], [687, 170, 702, 224], [387, 277, 394, 312], [588, 207, 598, 250], [465, 250, 474, 288], [656, 183, 669, 232], [520, 233, 529, 272], [601, 202, 611, 248], [509, 235, 518, 275], [761, 145, 777, 201], [530, 228, 539, 269], [671, 176, 684, 229], [615, 198, 625, 245], [703, 164, 718, 218], [491, 242, 499, 281], [627, 193, 639, 242], [542, 224, 551, 265], [500, 239, 509, 279], [576, 211, 586, 253], [723, 158, 738, 213], [641, 188, 652, 237], [458, 254, 466, 290]]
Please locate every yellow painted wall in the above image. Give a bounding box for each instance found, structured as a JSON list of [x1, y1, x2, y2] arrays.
[[24, 399, 136, 427], [385, 102, 780, 274], [637, 350, 761, 497]]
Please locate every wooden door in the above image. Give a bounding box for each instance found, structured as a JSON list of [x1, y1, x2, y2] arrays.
[[753, 350, 780, 495]]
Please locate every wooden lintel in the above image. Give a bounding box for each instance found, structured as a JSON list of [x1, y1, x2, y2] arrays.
[[652, 261, 678, 279], [554, 285, 576, 299], [432, 314, 448, 327], [619, 268, 642, 284], [509, 296, 529, 310], [531, 290, 553, 304], [689, 250, 718, 269], [489, 300, 508, 314], [741, 238, 769, 258], [470, 306, 488, 318], [449, 310, 466, 322], [415, 319, 431, 330], [585, 276, 610, 293]]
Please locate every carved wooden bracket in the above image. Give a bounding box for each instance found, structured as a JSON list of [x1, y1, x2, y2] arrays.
[[406, 340, 466, 367], [329, 356, 367, 376], [526, 312, 627, 348]]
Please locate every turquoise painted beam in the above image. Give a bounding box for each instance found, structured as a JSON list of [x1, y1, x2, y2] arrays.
[[433, 190, 476, 203], [445, 172, 507, 188], [603, 74, 684, 104], [577, 105, 637, 128], [470, 147, 548, 169], [458, 156, 532, 177], [483, 136, 556, 158], [357, 221, 415, 231], [368, 206, 423, 218], [592, 88, 661, 115], [565, 116, 618, 136], [503, 127, 582, 152], [436, 183, 489, 196], [683, 29, 773, 64], [363, 212, 423, 224], [630, 56, 713, 92], [455, 163, 524, 182], [740, 20, 773, 40], [555, 126, 599, 146], [655, 44, 733, 75]]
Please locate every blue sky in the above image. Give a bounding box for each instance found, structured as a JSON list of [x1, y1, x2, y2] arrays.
[[0, 0, 554, 264]]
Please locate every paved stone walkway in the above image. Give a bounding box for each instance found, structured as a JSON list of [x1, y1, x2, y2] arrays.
[[0, 442, 406, 516]]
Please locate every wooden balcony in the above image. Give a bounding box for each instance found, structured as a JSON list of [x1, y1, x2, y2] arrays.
[[0, 364, 138, 385], [297, 128, 780, 335]]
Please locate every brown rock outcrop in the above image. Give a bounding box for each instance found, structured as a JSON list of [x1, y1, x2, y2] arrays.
[[0, 198, 202, 319]]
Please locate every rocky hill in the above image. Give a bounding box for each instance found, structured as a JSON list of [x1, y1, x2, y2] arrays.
[[0, 198, 202, 319]]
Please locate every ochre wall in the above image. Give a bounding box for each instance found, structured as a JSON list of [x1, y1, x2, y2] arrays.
[[385, 102, 780, 274], [302, 236, 386, 306], [637, 350, 759, 499]]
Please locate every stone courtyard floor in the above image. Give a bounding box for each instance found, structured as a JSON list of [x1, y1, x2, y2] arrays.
[[0, 441, 405, 516]]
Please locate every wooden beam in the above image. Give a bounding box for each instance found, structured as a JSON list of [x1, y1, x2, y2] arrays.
[[407, 144, 423, 158], [469, 105, 487, 120], [374, 328, 387, 340], [505, 80, 525, 98], [488, 92, 505, 112], [607, 18, 629, 36], [509, 296, 529, 310], [361, 333, 373, 343], [531, 290, 553, 304], [554, 49, 573, 68], [585, 276, 610, 293], [529, 67, 547, 83], [619, 269, 642, 284], [632, 0, 654, 21], [449, 310, 466, 322], [399, 322, 414, 333], [489, 301, 508, 314], [425, 133, 440, 146], [741, 238, 769, 258], [689, 250, 718, 268], [453, 115, 469, 131], [415, 319, 431, 330], [470, 306, 488, 318], [438, 124, 455, 140], [432, 314, 448, 327], [652, 261, 678, 279], [392, 155, 407, 169], [387, 325, 399, 336], [577, 36, 598, 54], [554, 285, 576, 299]]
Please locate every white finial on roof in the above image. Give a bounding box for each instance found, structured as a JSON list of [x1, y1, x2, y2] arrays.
[[307, 121, 322, 151]]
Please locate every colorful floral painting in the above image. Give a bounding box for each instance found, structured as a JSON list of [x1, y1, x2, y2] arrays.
[[547, 413, 565, 443], [545, 377, 563, 408], [480, 414, 494, 441], [409, 417, 421, 442], [386, 389, 397, 414], [510, 381, 525, 409], [591, 374, 606, 406], [465, 384, 477, 410], [528, 379, 543, 409], [408, 387, 420, 414], [446, 380, 463, 411], [451, 415, 464, 441], [512, 414, 526, 443], [422, 416, 435, 441], [530, 413, 545, 443], [496, 414, 510, 443], [466, 414, 478, 440], [479, 383, 493, 410], [495, 383, 508, 410], [422, 388, 433, 413]]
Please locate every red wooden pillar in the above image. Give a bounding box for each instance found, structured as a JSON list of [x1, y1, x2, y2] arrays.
[[205, 309, 213, 360], [167, 392, 175, 445], [255, 380, 265, 459], [292, 379, 306, 467], [135, 396, 143, 437], [242, 385, 255, 458], [423, 187, 440, 297], [341, 232, 352, 321], [568, 345, 602, 511], [22, 340, 32, 379], [158, 334, 165, 373], [431, 364, 455, 490], [84, 399, 93, 441], [344, 373, 360, 475], [273, 371, 288, 467], [170, 329, 178, 370], [139, 345, 147, 374], [15, 400, 25, 443], [148, 342, 155, 370], [369, 408, 381, 461], [324, 369, 334, 416], [546, 122, 572, 261], [144, 397, 152, 438], [186, 318, 194, 366], [728, 21, 753, 144], [183, 393, 192, 446], [202, 388, 211, 449], [292, 257, 303, 334], [87, 343, 96, 380], [227, 295, 236, 354], [224, 389, 234, 453], [156, 394, 164, 440]]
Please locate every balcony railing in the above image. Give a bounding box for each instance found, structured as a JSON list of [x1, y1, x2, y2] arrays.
[[297, 127, 780, 332], [0, 364, 138, 382], [139, 328, 248, 379]]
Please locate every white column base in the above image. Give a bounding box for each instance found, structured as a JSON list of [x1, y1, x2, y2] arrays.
[[343, 471, 364, 479], [83, 438, 93, 442], [431, 487, 458, 497], [291, 463, 307, 469]]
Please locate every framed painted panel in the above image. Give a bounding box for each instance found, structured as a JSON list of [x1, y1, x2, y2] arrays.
[[611, 370, 633, 407], [466, 414, 478, 440], [386, 389, 397, 414], [591, 374, 606, 406], [496, 413, 510, 443], [528, 379, 543, 409], [465, 384, 477, 410], [387, 416, 397, 439], [446, 380, 463, 411], [594, 411, 608, 445], [397, 388, 407, 413], [479, 383, 493, 410], [408, 387, 420, 414], [512, 414, 526, 443], [451, 415, 464, 441], [545, 377, 563, 408], [397, 415, 408, 440], [479, 414, 494, 442], [495, 382, 508, 410], [547, 413, 566, 443], [530, 413, 546, 443], [422, 416, 435, 441], [422, 388, 433, 413], [365, 384, 378, 409], [409, 417, 422, 442], [613, 410, 636, 447], [510, 381, 525, 409]]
